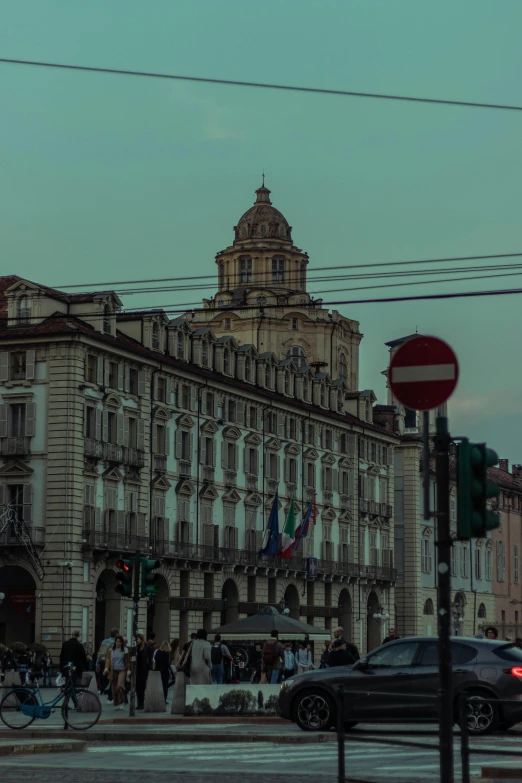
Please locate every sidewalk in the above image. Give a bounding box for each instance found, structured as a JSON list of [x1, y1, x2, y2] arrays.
[[0, 739, 87, 756]]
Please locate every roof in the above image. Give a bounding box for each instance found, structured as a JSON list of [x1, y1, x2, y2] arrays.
[[488, 466, 522, 493], [0, 275, 121, 316], [385, 333, 424, 348], [211, 605, 331, 641]]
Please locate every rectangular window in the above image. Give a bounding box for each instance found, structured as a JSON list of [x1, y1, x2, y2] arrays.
[[421, 539, 432, 573], [228, 399, 236, 423], [206, 391, 214, 416], [323, 466, 333, 492], [291, 318, 298, 330], [181, 430, 191, 462], [514, 543, 519, 584], [324, 430, 333, 450], [239, 258, 252, 284], [181, 385, 190, 410], [203, 436, 213, 466], [246, 447, 258, 475], [7, 484, 24, 522], [85, 354, 96, 384], [9, 404, 25, 438], [226, 441, 236, 471], [85, 407, 96, 439], [451, 544, 457, 577], [497, 542, 506, 582], [107, 412, 117, 444], [156, 376, 166, 403], [267, 452, 279, 479], [485, 548, 492, 580], [306, 462, 315, 488], [108, 361, 118, 389], [501, 609, 506, 622], [461, 545, 469, 578], [127, 417, 137, 449], [272, 258, 285, 284], [224, 318, 231, 331], [341, 470, 352, 496], [288, 457, 298, 484], [475, 548, 482, 580], [129, 368, 138, 395], [288, 418, 297, 440], [248, 405, 257, 429]]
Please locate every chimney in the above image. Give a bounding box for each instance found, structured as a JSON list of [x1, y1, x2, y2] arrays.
[[498, 459, 509, 472], [512, 464, 522, 478]]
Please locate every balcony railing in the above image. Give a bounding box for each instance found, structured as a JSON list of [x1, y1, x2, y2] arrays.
[[323, 490, 333, 506], [85, 438, 103, 458], [340, 494, 352, 510], [179, 459, 191, 478], [224, 470, 237, 487], [0, 437, 31, 456], [202, 466, 215, 482], [246, 473, 258, 491], [0, 526, 44, 547], [359, 498, 369, 513], [381, 503, 393, 518], [122, 447, 145, 467], [10, 371, 27, 381], [82, 528, 397, 581], [154, 454, 168, 472], [104, 443, 123, 462], [369, 500, 379, 515]]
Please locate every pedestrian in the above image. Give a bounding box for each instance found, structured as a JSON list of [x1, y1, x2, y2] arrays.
[[153, 641, 172, 702], [328, 639, 356, 668], [59, 631, 89, 684], [210, 634, 232, 685], [484, 626, 499, 640], [333, 627, 360, 660], [296, 641, 314, 674], [190, 629, 212, 685], [319, 644, 330, 669], [146, 632, 157, 669], [283, 643, 296, 680], [2, 648, 17, 673], [170, 639, 181, 669], [382, 627, 401, 645], [42, 651, 52, 687], [96, 628, 119, 699], [104, 635, 129, 710], [135, 633, 149, 711], [262, 630, 284, 684], [171, 633, 196, 715]]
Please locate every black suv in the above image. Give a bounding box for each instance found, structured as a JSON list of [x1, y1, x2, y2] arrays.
[[279, 637, 522, 735]]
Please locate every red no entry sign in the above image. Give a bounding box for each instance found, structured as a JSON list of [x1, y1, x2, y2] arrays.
[[389, 335, 459, 411]]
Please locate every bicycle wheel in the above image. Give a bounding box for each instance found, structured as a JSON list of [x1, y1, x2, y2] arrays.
[[61, 689, 101, 730], [0, 688, 38, 729]]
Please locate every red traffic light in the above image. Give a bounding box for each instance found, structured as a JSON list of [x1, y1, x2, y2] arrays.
[[115, 559, 131, 572]]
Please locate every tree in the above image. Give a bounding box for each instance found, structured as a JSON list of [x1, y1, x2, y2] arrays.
[[216, 689, 257, 714], [265, 695, 281, 715], [257, 690, 264, 710]]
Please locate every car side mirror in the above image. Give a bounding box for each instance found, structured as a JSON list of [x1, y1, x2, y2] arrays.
[[357, 659, 369, 671]]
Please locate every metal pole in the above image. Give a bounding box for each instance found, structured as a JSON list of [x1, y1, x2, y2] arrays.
[[337, 685, 345, 783], [460, 696, 470, 783], [423, 410, 431, 521], [128, 550, 140, 718], [435, 416, 454, 783]]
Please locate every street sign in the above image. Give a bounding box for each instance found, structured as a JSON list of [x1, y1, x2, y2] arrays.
[[389, 335, 458, 411]]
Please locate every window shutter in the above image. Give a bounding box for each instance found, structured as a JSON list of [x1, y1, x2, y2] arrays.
[[212, 439, 217, 467], [237, 401, 245, 426], [253, 449, 259, 475], [257, 408, 262, 430], [95, 409, 102, 441], [322, 466, 326, 491], [138, 371, 146, 396], [124, 364, 130, 393], [200, 437, 206, 464], [277, 414, 285, 437], [23, 402, 36, 437], [95, 507, 103, 532], [96, 357, 104, 386], [153, 375, 159, 401], [332, 468, 338, 493], [188, 432, 193, 461], [221, 441, 228, 469], [190, 387, 197, 412], [164, 426, 170, 456], [175, 430, 182, 459], [152, 423, 157, 454], [123, 416, 129, 447], [276, 454, 280, 480], [137, 418, 145, 449], [137, 512, 146, 538], [23, 484, 33, 523], [0, 353, 8, 382], [102, 411, 109, 442], [234, 527, 239, 549], [165, 377, 172, 404], [104, 361, 110, 387], [25, 350, 35, 380], [0, 405, 6, 438], [116, 413, 124, 445], [203, 524, 214, 547], [246, 404, 251, 427], [284, 457, 289, 482], [243, 445, 248, 472], [117, 510, 125, 538]]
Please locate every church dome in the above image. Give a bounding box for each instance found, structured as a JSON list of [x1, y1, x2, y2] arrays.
[[234, 183, 292, 243]]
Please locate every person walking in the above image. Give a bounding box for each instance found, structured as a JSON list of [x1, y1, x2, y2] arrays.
[[262, 630, 284, 684], [146, 632, 158, 669], [382, 628, 401, 645], [283, 644, 296, 680], [104, 635, 129, 710], [333, 627, 360, 661], [135, 634, 149, 711], [153, 641, 172, 702], [210, 634, 232, 684], [171, 633, 196, 715], [328, 639, 356, 667], [296, 641, 314, 674], [59, 631, 89, 684], [190, 629, 212, 685], [96, 628, 119, 699]]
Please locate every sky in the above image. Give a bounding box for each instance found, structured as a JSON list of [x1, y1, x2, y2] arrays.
[[2, 1, 522, 463]]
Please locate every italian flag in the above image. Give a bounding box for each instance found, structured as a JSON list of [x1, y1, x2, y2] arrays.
[[279, 499, 296, 558]]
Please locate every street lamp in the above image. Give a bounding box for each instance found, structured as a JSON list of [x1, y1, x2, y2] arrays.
[[279, 599, 290, 615]]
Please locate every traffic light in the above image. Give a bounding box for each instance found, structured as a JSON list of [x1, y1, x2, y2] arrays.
[[115, 558, 134, 597], [457, 439, 500, 539], [140, 558, 161, 598]]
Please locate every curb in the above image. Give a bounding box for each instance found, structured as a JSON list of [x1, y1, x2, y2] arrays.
[[0, 730, 335, 745], [98, 716, 287, 725], [482, 766, 522, 781], [0, 740, 87, 756]]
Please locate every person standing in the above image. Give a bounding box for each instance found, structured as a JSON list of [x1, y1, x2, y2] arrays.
[[484, 626, 499, 640], [171, 633, 196, 715], [382, 628, 401, 645], [296, 641, 314, 674], [262, 630, 285, 684], [96, 628, 119, 699], [283, 644, 296, 680], [153, 641, 172, 702], [328, 639, 356, 667], [104, 635, 129, 710], [210, 634, 232, 685], [59, 631, 89, 684], [333, 627, 359, 661], [135, 634, 149, 711], [190, 629, 212, 685]]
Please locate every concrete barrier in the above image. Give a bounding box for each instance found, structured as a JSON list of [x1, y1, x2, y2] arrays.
[[144, 671, 166, 713]]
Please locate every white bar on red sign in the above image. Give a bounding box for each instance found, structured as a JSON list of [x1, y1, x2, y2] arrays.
[[391, 364, 456, 383]]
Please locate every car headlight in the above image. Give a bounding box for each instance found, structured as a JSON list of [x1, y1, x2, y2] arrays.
[[281, 679, 294, 689]]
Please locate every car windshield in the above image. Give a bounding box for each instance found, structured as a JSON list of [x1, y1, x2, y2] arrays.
[[492, 644, 522, 662]]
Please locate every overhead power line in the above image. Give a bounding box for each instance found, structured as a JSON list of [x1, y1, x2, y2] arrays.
[[50, 252, 522, 291], [2, 57, 522, 113]]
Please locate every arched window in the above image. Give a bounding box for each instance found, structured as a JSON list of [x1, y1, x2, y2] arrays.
[[177, 331, 185, 360], [339, 352, 347, 380], [245, 356, 252, 382], [279, 225, 286, 237], [320, 384, 326, 407], [239, 257, 252, 284], [103, 304, 111, 335], [478, 603, 487, 619], [287, 345, 307, 369], [265, 363, 272, 389], [201, 340, 208, 367], [17, 295, 31, 325], [223, 348, 230, 375], [423, 598, 434, 616], [152, 321, 160, 351]]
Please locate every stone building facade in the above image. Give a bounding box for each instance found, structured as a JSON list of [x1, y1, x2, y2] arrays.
[[0, 191, 398, 658]]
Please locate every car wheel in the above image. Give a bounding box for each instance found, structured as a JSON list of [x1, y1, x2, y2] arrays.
[[293, 690, 335, 731], [462, 693, 499, 735]]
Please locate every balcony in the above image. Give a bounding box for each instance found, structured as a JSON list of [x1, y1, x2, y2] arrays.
[[154, 454, 168, 473], [267, 478, 278, 495], [382, 549, 394, 568], [246, 473, 258, 491], [359, 498, 369, 513], [0, 525, 44, 548], [305, 487, 316, 502], [323, 490, 333, 506], [84, 439, 103, 458], [224, 469, 237, 487], [202, 466, 215, 482], [286, 481, 297, 496], [340, 494, 352, 510], [122, 447, 145, 468], [104, 443, 123, 463], [381, 503, 393, 518], [0, 437, 31, 457], [369, 500, 379, 516]]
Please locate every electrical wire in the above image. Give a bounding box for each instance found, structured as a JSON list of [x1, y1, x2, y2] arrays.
[[2, 57, 522, 112]]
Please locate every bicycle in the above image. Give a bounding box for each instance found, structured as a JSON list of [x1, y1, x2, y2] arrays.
[[0, 663, 101, 731]]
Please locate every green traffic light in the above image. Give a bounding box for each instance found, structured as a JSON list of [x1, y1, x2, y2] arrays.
[[140, 557, 161, 598], [457, 439, 500, 539]]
